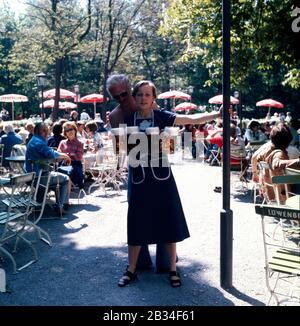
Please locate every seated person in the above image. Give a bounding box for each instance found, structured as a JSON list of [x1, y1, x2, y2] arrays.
[[206, 126, 223, 164], [69, 110, 78, 122], [0, 123, 23, 168], [76, 120, 88, 142], [25, 121, 35, 145], [229, 123, 248, 180], [244, 120, 267, 145], [179, 124, 197, 159], [0, 123, 5, 137], [57, 122, 85, 189], [85, 121, 103, 153], [47, 122, 66, 148], [251, 123, 300, 203], [26, 122, 71, 215]]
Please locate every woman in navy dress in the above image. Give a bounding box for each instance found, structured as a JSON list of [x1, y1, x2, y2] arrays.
[[118, 81, 221, 288]]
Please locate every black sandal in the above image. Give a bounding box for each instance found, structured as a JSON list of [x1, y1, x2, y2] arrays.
[[118, 267, 137, 287], [169, 271, 182, 288]]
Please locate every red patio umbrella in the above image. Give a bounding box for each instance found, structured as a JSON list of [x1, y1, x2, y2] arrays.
[[157, 90, 191, 101], [60, 102, 78, 110], [174, 102, 197, 112], [43, 88, 76, 99], [208, 94, 239, 105], [80, 93, 107, 118], [256, 98, 284, 116], [157, 90, 191, 109], [40, 100, 77, 110], [40, 99, 59, 109], [0, 94, 28, 121]]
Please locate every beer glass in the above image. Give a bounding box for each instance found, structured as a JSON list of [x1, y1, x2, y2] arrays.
[[126, 126, 139, 155], [146, 127, 160, 156], [164, 127, 178, 154], [111, 127, 124, 155]]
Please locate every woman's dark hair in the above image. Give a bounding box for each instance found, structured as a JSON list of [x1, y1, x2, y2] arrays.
[[132, 80, 157, 98], [85, 121, 98, 133], [52, 122, 63, 136], [247, 120, 260, 130], [270, 124, 293, 150]]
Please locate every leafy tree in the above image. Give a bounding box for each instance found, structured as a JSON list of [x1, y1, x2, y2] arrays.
[[9, 0, 92, 120], [160, 0, 300, 113], [0, 6, 19, 94]]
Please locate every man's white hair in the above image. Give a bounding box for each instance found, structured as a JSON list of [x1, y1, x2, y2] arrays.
[[106, 74, 131, 97], [4, 123, 14, 133]]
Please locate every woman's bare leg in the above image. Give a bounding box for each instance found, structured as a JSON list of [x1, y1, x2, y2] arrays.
[[166, 243, 177, 271], [166, 243, 181, 287], [118, 245, 141, 287], [128, 245, 141, 273]]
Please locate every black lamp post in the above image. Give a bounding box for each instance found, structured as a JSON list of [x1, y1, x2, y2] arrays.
[[36, 72, 47, 121], [74, 84, 80, 103], [220, 0, 232, 289], [187, 85, 194, 102]]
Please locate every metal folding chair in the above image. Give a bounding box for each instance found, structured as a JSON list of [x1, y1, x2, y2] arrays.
[[230, 147, 249, 193], [209, 145, 222, 166], [0, 144, 9, 176], [88, 150, 121, 195], [26, 168, 53, 245], [0, 172, 37, 273], [254, 161, 277, 205], [255, 204, 300, 305]]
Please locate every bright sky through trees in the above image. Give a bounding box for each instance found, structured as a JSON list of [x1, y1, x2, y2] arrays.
[[0, 0, 26, 15]]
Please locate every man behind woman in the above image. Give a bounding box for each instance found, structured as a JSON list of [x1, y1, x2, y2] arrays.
[[117, 80, 221, 288]]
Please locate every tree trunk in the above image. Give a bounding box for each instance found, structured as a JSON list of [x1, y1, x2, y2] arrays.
[[53, 58, 63, 122]]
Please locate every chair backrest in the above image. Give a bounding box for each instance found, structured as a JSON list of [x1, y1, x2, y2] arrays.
[[0, 144, 4, 165], [0, 172, 36, 238], [230, 147, 246, 165], [0, 144, 5, 174], [255, 203, 300, 305], [272, 173, 300, 185], [8, 172, 36, 215], [10, 172, 35, 186], [11, 144, 26, 156], [255, 204, 300, 221], [29, 158, 55, 172], [256, 161, 279, 204]]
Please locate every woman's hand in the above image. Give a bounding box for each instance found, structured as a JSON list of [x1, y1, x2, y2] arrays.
[[64, 156, 72, 165], [59, 153, 71, 165]]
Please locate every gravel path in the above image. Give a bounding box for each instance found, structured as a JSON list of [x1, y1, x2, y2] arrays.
[[0, 157, 268, 306]]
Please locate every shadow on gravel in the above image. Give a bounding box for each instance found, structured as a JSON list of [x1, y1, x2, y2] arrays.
[[224, 287, 265, 306], [1, 239, 237, 306], [231, 189, 254, 204]]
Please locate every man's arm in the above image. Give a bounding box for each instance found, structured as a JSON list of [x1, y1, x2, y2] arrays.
[[38, 141, 71, 164], [57, 152, 71, 165], [109, 106, 124, 128], [174, 111, 221, 126]]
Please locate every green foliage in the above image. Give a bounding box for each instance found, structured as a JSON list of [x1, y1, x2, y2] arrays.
[[160, 0, 300, 112], [0, 0, 299, 118]]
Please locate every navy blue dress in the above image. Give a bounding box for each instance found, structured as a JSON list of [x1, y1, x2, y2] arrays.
[[125, 110, 190, 245]]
